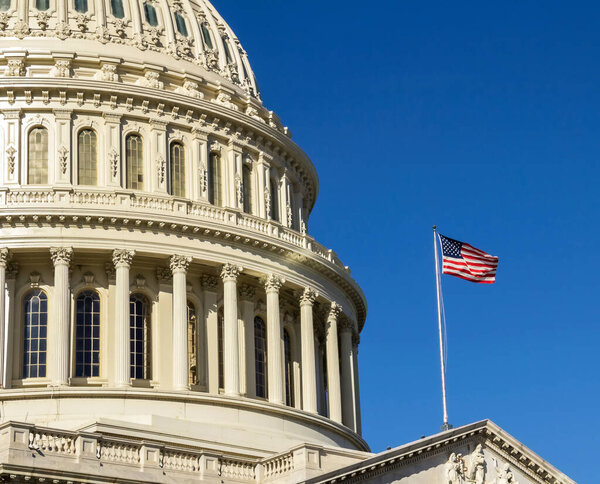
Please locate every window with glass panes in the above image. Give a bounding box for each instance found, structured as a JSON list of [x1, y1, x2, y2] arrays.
[[28, 127, 49, 184], [23, 289, 48, 379], [126, 134, 144, 190], [218, 311, 224, 390], [188, 301, 198, 386], [143, 2, 158, 26], [208, 152, 222, 206], [170, 142, 185, 197], [242, 164, 252, 214], [75, 290, 100, 377], [74, 0, 88, 13], [110, 0, 124, 18], [254, 317, 267, 398], [130, 293, 151, 379], [270, 178, 280, 221], [78, 129, 98, 185]]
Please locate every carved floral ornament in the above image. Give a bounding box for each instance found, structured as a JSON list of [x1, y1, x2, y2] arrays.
[[238, 283, 255, 300], [0, 248, 10, 268], [263, 274, 285, 293], [170, 255, 192, 273], [50, 247, 74, 266], [299, 287, 317, 306], [112, 249, 135, 268], [220, 263, 243, 282]]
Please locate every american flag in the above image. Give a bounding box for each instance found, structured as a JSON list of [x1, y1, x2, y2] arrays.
[[439, 234, 498, 283]]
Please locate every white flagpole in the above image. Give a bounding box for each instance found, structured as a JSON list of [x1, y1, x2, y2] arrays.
[[433, 226, 451, 431]]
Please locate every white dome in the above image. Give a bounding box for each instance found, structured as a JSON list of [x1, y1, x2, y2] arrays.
[[0, 0, 260, 98]]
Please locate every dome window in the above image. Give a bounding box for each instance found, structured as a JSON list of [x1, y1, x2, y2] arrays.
[[223, 39, 233, 63], [110, 0, 125, 19], [0, 0, 11, 12], [28, 127, 49, 185], [254, 316, 267, 398], [75, 290, 101, 378], [201, 23, 213, 49], [78, 129, 97, 186], [23, 289, 48, 379], [242, 164, 252, 214], [126, 134, 144, 191], [74, 0, 88, 13], [174, 12, 188, 37], [35, 0, 49, 10], [143, 2, 158, 27], [130, 293, 151, 380], [169, 142, 186, 197], [208, 151, 222, 206]]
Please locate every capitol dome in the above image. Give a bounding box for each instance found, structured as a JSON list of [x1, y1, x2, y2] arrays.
[[0, 0, 367, 482]]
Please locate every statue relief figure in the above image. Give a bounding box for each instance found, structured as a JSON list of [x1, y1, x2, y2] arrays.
[[446, 452, 465, 484], [469, 444, 486, 484], [496, 463, 518, 484]]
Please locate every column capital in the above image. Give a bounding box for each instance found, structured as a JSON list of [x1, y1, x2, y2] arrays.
[[299, 287, 317, 306], [112, 249, 135, 268], [50, 247, 73, 266], [238, 283, 256, 301], [338, 314, 354, 334], [0, 248, 10, 268], [170, 255, 192, 274], [263, 274, 285, 293], [220, 263, 243, 282], [328, 302, 342, 321], [200, 273, 218, 290], [6, 262, 19, 280]]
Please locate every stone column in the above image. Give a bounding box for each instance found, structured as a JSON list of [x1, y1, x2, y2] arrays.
[[49, 247, 73, 386], [352, 333, 362, 435], [264, 274, 285, 405], [299, 287, 318, 413], [220, 263, 243, 396], [113, 249, 135, 387], [339, 317, 356, 430], [171, 255, 192, 391], [201, 275, 219, 393], [325, 303, 342, 423], [4, 262, 18, 388], [239, 284, 256, 397], [0, 249, 9, 388]]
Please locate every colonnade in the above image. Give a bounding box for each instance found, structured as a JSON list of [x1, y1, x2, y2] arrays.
[[0, 248, 362, 433]]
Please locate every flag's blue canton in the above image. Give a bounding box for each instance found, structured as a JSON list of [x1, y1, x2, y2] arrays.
[[440, 235, 462, 259]]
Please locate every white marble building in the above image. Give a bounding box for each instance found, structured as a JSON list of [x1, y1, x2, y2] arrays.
[[0, 0, 575, 482]]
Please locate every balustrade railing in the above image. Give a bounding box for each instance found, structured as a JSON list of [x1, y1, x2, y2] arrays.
[[220, 459, 256, 481], [0, 187, 349, 272], [262, 452, 294, 481]]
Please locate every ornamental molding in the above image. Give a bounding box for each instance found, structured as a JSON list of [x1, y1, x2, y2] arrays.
[[170, 255, 192, 273], [136, 71, 164, 89], [200, 274, 218, 290], [5, 59, 25, 77], [238, 283, 256, 301], [0, 248, 10, 268], [94, 64, 120, 82], [112, 249, 135, 268], [50, 60, 71, 78], [220, 263, 243, 282], [58, 145, 69, 174], [6, 262, 19, 280], [50, 247, 74, 266], [156, 266, 171, 283], [6, 145, 16, 174], [29, 271, 42, 287]]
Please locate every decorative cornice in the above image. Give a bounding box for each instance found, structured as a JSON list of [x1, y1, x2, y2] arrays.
[[50, 247, 73, 266], [170, 255, 192, 274], [112, 249, 135, 268], [220, 263, 243, 282]]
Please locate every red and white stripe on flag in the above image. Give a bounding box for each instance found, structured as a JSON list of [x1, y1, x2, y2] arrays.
[[439, 234, 498, 283]]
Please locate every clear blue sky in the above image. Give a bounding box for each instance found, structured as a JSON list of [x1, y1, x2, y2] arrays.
[[215, 2, 597, 481]]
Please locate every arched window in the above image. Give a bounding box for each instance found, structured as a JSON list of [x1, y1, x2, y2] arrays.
[[270, 178, 280, 222], [284, 329, 294, 407], [28, 127, 49, 184], [23, 289, 48, 379], [78, 129, 97, 185], [170, 142, 185, 197], [126, 134, 144, 190], [143, 2, 158, 26], [200, 23, 213, 49], [254, 316, 267, 398], [35, 0, 49, 10], [110, 0, 124, 18], [74, 0, 88, 13], [208, 152, 222, 206], [174, 13, 188, 37], [75, 290, 100, 377], [217, 310, 224, 390], [223, 39, 233, 63], [242, 164, 252, 214], [0, 0, 11, 11], [130, 293, 151, 380], [188, 301, 197, 386]]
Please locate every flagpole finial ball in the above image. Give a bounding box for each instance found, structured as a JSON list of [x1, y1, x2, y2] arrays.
[[432, 225, 437, 230]]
